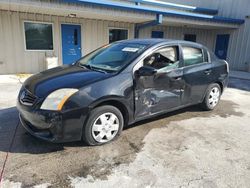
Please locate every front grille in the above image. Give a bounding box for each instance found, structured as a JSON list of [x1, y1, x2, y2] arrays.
[[20, 89, 37, 106]]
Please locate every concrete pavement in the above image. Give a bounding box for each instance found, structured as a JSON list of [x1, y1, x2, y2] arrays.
[[0, 75, 250, 187], [229, 70, 250, 80]]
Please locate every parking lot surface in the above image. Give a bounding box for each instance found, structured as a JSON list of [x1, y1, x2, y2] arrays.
[[0, 76, 250, 188]]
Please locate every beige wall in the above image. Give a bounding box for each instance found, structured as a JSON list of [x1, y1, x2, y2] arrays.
[[159, 0, 250, 18], [0, 2, 249, 73], [156, 0, 250, 71], [139, 25, 221, 51], [117, 0, 250, 71], [0, 10, 134, 74]]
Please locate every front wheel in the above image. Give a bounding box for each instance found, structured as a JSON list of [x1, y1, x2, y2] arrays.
[[82, 105, 124, 146], [201, 83, 221, 111]]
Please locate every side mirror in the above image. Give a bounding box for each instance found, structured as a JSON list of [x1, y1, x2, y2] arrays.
[[137, 66, 157, 76]]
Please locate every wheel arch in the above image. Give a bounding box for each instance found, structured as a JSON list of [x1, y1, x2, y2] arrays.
[[215, 81, 224, 93], [89, 98, 131, 127], [202, 81, 224, 102]]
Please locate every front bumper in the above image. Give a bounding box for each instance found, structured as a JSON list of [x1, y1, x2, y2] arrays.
[[17, 101, 88, 143]]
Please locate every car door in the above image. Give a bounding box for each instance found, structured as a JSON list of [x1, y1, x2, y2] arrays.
[[134, 45, 185, 118], [181, 45, 213, 105]]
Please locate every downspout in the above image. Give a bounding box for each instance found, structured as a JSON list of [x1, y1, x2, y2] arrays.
[[135, 14, 163, 38]]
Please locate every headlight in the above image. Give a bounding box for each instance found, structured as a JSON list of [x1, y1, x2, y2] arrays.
[[40, 88, 78, 111]]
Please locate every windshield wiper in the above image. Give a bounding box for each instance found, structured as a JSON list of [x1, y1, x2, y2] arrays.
[[78, 64, 91, 69], [78, 64, 107, 74], [91, 67, 108, 74]]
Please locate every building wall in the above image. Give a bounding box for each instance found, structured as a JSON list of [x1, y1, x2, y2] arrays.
[[138, 25, 228, 51], [160, 0, 250, 18], [0, 10, 134, 74], [138, 25, 250, 70], [158, 0, 250, 71], [118, 0, 250, 71], [0, 0, 250, 73]]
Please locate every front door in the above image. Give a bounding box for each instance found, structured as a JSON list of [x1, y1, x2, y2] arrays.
[[61, 24, 82, 65], [215, 34, 230, 60], [134, 45, 184, 118]]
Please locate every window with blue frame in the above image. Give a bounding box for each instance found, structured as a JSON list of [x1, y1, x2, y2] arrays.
[[151, 31, 164, 38]]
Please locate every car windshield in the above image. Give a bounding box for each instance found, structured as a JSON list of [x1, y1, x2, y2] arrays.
[[77, 42, 148, 72]]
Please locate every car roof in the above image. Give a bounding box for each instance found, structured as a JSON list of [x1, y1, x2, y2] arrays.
[[117, 38, 204, 48]]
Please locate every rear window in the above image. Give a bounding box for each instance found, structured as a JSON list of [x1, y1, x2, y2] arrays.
[[183, 47, 204, 66]]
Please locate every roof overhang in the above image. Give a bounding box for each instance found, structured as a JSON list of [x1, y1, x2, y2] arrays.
[[63, 0, 245, 25], [0, 0, 244, 29], [130, 0, 219, 15]]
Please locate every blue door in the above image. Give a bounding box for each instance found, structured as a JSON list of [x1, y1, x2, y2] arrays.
[[151, 31, 164, 38], [61, 24, 82, 65], [215, 34, 230, 60]]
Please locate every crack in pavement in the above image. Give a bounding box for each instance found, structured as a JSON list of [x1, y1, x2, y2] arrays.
[[0, 121, 20, 187]]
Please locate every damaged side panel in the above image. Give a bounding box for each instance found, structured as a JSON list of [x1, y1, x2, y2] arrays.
[[134, 68, 184, 118]]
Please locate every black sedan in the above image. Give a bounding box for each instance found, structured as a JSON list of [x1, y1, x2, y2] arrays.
[[17, 39, 229, 145]]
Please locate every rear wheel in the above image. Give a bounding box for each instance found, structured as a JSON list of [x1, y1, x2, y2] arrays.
[[83, 105, 124, 146], [201, 83, 221, 111]]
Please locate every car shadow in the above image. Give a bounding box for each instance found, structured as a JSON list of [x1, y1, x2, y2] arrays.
[[0, 107, 89, 154], [0, 105, 201, 154], [125, 104, 202, 130], [228, 77, 250, 91], [0, 97, 244, 155]]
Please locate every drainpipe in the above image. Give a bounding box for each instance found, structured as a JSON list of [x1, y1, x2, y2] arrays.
[[135, 14, 163, 38]]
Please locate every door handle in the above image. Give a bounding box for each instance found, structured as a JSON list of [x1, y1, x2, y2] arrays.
[[204, 69, 212, 75], [173, 76, 182, 81]]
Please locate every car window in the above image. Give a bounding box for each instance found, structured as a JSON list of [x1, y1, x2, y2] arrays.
[[143, 46, 179, 72], [78, 43, 148, 72], [183, 46, 204, 66]]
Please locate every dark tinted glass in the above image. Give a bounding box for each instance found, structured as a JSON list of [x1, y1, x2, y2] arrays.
[[184, 34, 197, 42], [151, 31, 164, 38], [109, 29, 128, 43], [183, 47, 204, 66], [24, 22, 53, 50]]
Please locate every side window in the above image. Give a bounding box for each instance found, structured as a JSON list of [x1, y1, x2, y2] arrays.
[[143, 46, 179, 71], [183, 46, 204, 66]]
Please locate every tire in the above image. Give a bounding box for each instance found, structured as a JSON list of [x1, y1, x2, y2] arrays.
[[201, 83, 221, 111], [82, 105, 124, 146]]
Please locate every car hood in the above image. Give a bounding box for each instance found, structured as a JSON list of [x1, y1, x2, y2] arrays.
[[23, 65, 111, 98]]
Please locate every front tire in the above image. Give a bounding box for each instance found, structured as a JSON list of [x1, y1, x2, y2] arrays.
[[82, 105, 124, 146], [201, 83, 221, 111]]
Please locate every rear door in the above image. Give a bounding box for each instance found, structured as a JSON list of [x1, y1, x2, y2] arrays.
[[181, 45, 212, 105]]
